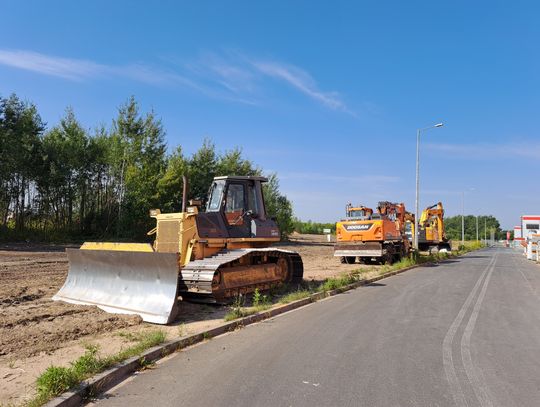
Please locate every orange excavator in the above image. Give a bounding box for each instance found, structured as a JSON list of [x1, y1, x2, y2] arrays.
[[334, 201, 411, 264]]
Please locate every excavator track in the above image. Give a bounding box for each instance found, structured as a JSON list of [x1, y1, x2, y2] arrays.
[[179, 248, 303, 303]]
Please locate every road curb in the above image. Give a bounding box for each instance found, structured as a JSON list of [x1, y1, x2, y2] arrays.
[[45, 256, 454, 406]]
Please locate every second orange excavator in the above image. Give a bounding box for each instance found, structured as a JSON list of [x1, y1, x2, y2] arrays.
[[334, 201, 411, 264]]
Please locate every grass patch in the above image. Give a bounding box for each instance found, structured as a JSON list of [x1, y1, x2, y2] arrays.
[[456, 241, 485, 254], [223, 303, 272, 322], [223, 307, 256, 321], [279, 290, 312, 304], [28, 330, 166, 407], [379, 256, 418, 275], [318, 274, 358, 292], [223, 290, 275, 322], [111, 330, 165, 363]]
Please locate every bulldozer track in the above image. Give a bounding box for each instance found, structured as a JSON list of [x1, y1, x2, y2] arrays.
[[179, 248, 303, 303]]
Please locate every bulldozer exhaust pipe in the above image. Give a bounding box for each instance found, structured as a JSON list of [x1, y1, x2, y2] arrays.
[[182, 175, 188, 213]]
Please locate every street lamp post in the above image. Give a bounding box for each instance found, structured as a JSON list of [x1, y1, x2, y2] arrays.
[[414, 122, 444, 251], [461, 191, 465, 246]]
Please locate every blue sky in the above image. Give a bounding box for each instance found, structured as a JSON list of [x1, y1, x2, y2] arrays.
[[1, 1, 538, 229]]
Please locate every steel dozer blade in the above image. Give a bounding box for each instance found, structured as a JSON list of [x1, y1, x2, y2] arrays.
[[53, 249, 180, 324]]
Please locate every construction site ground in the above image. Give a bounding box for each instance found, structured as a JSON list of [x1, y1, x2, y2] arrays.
[[0, 234, 367, 405]]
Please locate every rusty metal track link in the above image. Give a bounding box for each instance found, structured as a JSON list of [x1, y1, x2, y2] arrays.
[[179, 248, 303, 303]]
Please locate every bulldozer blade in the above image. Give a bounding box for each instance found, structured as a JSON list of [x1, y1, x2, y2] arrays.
[[53, 249, 180, 324]]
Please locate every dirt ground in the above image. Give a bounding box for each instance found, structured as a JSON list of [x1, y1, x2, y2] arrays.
[[0, 234, 364, 404]]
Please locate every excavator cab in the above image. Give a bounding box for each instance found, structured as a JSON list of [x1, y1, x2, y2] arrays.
[[345, 203, 373, 220]]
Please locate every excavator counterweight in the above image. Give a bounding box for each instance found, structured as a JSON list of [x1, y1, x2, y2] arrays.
[[334, 201, 411, 265]]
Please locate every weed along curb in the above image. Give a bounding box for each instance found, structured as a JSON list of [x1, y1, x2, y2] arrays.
[[45, 253, 470, 406]]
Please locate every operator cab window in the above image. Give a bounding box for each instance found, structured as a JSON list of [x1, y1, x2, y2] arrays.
[[207, 181, 225, 212], [348, 209, 370, 220], [225, 183, 246, 225], [248, 183, 259, 217]]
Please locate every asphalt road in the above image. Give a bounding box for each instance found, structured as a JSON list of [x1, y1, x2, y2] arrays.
[[95, 248, 540, 407]]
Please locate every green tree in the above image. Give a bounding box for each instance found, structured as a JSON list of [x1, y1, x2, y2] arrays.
[[0, 94, 45, 231], [112, 96, 167, 237], [0, 93, 296, 243], [187, 139, 217, 202], [263, 174, 294, 238], [444, 215, 502, 241], [292, 218, 335, 234], [39, 108, 90, 231], [156, 146, 188, 212], [216, 148, 261, 177]]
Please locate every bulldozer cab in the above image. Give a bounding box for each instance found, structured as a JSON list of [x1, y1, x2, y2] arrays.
[[203, 176, 279, 239]]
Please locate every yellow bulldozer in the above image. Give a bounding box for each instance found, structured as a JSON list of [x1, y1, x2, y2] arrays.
[[53, 176, 303, 324]]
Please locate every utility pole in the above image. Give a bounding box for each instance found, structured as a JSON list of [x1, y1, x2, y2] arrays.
[[461, 191, 465, 246], [476, 216, 479, 241], [484, 217, 487, 243]]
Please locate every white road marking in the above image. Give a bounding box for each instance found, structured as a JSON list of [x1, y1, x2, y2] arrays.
[[460, 251, 498, 407], [513, 254, 540, 301], [442, 253, 497, 407]]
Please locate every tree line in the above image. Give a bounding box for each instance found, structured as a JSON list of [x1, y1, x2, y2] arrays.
[[292, 219, 335, 234], [444, 215, 504, 241], [291, 215, 506, 240], [0, 94, 293, 241]]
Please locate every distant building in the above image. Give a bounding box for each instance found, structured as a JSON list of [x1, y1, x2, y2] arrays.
[[521, 216, 540, 239]]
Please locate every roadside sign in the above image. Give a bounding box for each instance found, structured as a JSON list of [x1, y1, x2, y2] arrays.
[[323, 228, 331, 234]]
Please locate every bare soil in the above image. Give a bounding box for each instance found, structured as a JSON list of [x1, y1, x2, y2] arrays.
[[0, 234, 365, 404], [277, 233, 366, 280]]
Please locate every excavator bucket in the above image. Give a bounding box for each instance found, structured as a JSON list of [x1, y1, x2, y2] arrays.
[[53, 249, 180, 324]]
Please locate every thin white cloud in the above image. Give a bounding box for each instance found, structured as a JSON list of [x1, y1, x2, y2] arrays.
[[0, 48, 199, 88], [425, 142, 540, 159], [0, 49, 105, 80], [179, 50, 356, 114], [191, 52, 257, 94], [251, 60, 352, 114], [0, 48, 356, 113]]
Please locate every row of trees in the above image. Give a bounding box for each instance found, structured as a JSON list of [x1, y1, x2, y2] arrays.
[[290, 215, 506, 240], [292, 219, 335, 234], [0, 94, 293, 241], [444, 215, 504, 241]]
